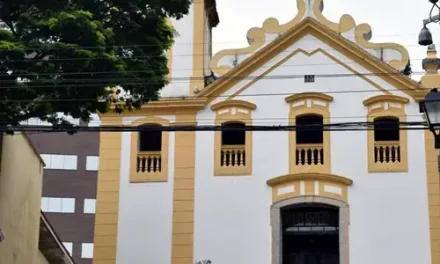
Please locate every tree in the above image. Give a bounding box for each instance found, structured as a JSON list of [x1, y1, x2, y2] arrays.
[[0, 0, 191, 127]]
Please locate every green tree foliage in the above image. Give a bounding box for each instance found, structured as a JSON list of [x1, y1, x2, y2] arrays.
[[0, 0, 191, 127]]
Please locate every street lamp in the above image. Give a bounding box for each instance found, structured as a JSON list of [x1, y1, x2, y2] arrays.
[[419, 0, 440, 46], [420, 89, 440, 148]]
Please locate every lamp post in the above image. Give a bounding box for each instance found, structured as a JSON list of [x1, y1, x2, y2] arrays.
[[419, 0, 440, 46], [420, 89, 440, 148]]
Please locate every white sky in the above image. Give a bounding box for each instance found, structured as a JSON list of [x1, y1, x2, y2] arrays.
[[211, 0, 440, 81]]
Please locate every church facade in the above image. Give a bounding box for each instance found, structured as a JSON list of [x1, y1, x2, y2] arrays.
[[93, 1, 440, 264]]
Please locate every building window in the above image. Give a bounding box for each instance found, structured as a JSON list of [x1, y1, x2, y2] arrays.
[[63, 242, 73, 256], [130, 118, 170, 183], [83, 199, 96, 214], [295, 115, 325, 166], [220, 122, 246, 168], [212, 100, 256, 176], [86, 156, 99, 171], [41, 197, 75, 213], [81, 243, 94, 259], [40, 154, 78, 170], [373, 117, 401, 164], [364, 95, 409, 172], [286, 93, 333, 174]]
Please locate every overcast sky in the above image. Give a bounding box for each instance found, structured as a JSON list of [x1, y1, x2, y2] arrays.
[[211, 0, 440, 80]]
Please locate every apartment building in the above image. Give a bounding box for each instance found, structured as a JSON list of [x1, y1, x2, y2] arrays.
[[28, 131, 99, 264]]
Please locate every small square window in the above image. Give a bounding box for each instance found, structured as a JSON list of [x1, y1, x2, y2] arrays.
[[83, 199, 96, 214], [81, 243, 94, 259], [63, 155, 78, 170], [86, 156, 99, 171], [61, 198, 75, 213], [47, 198, 62, 212], [51, 155, 64, 169], [41, 197, 49, 212], [40, 154, 52, 168], [63, 242, 73, 256]]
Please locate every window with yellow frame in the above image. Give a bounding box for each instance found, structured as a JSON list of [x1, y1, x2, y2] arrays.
[[129, 117, 170, 183], [363, 95, 409, 173], [211, 100, 256, 176]]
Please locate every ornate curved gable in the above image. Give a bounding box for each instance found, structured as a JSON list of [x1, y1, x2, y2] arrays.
[[210, 0, 410, 76]]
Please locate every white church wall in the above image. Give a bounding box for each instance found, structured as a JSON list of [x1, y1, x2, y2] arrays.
[[159, 6, 195, 98], [193, 34, 431, 264], [116, 115, 176, 264]]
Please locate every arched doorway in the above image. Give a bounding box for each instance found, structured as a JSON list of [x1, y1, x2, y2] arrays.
[[271, 196, 349, 264]]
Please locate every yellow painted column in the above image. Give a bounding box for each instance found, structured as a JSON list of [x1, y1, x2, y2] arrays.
[[93, 117, 122, 264], [425, 131, 440, 264], [171, 113, 197, 264], [190, 1, 206, 95]]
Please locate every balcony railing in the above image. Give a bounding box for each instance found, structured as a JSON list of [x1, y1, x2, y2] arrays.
[[136, 151, 162, 173], [296, 143, 324, 165], [374, 141, 401, 164], [220, 145, 246, 167]]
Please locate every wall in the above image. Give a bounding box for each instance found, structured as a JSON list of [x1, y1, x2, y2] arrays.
[[111, 33, 432, 264], [28, 132, 99, 264], [193, 35, 431, 264], [37, 250, 50, 264], [115, 116, 176, 264], [0, 134, 45, 264], [159, 5, 195, 98]]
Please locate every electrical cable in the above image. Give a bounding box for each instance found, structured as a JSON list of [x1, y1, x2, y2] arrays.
[[0, 121, 429, 133]]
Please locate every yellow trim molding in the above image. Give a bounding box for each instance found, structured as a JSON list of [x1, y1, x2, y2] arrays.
[[424, 130, 440, 264], [364, 95, 408, 173], [211, 100, 257, 111], [129, 117, 170, 183], [190, 0, 206, 95], [285, 92, 334, 104], [363, 94, 409, 106], [267, 173, 353, 203], [93, 117, 122, 263], [211, 0, 409, 76], [104, 99, 206, 117], [286, 92, 332, 174], [212, 100, 256, 176], [199, 17, 423, 103], [171, 113, 197, 264]]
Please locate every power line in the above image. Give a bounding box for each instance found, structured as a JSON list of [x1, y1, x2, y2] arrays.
[[0, 85, 427, 103], [0, 121, 429, 133], [0, 47, 432, 63], [0, 71, 423, 92], [3, 34, 435, 52], [0, 60, 426, 78], [18, 113, 423, 123]]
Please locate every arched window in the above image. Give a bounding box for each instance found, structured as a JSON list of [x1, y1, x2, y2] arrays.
[[221, 122, 246, 146], [363, 95, 408, 172], [285, 92, 333, 174], [221, 122, 246, 168], [373, 117, 399, 142], [211, 100, 256, 176], [136, 124, 164, 175], [139, 124, 163, 152], [296, 115, 324, 144], [373, 117, 401, 164]]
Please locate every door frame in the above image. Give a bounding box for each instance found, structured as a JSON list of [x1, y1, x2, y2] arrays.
[[271, 196, 350, 264]]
